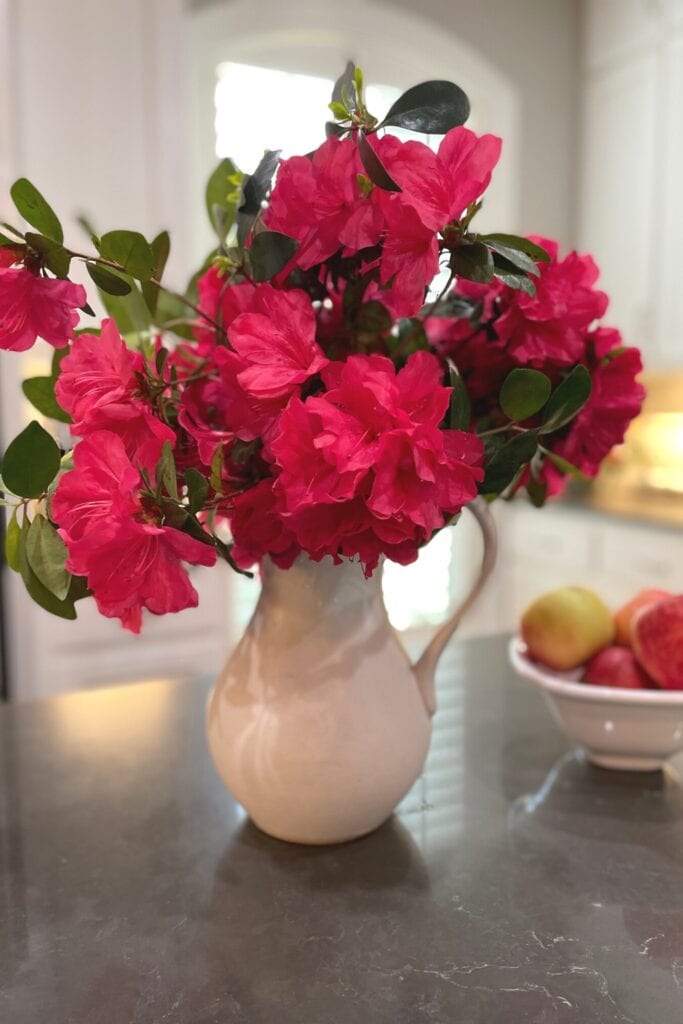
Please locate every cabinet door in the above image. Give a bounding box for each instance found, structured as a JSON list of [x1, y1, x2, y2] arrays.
[[656, 34, 683, 367], [578, 54, 660, 358], [582, 0, 661, 72]]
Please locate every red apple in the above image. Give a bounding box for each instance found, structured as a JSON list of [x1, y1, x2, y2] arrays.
[[632, 595, 683, 690], [614, 589, 671, 647], [584, 645, 654, 689]]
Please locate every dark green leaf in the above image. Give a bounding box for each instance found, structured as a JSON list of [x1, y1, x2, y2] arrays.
[[24, 232, 70, 277], [156, 441, 178, 500], [389, 317, 429, 360], [500, 368, 551, 422], [98, 230, 154, 281], [51, 347, 70, 379], [448, 363, 471, 431], [86, 261, 132, 296], [26, 513, 71, 600], [248, 230, 298, 282], [380, 80, 470, 134], [80, 301, 96, 316], [325, 121, 346, 139], [1, 421, 61, 498], [0, 231, 22, 249], [481, 233, 550, 263], [1, 222, 25, 240], [481, 430, 539, 494], [10, 178, 63, 243], [540, 365, 592, 434], [451, 241, 494, 283], [19, 514, 76, 619], [22, 377, 71, 424], [485, 239, 540, 277], [332, 61, 355, 105], [239, 150, 280, 216], [5, 509, 21, 572], [355, 300, 392, 338], [492, 266, 536, 295], [526, 475, 548, 507], [185, 468, 209, 514], [141, 230, 170, 316], [357, 131, 402, 192]]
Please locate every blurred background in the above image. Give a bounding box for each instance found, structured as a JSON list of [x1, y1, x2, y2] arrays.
[[0, 0, 681, 701]]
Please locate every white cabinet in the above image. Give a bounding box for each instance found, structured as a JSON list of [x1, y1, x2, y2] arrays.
[[493, 500, 683, 632], [578, 0, 683, 368]]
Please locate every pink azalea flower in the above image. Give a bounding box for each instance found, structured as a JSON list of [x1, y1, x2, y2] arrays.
[[376, 127, 502, 231], [53, 431, 217, 633], [228, 285, 328, 400], [0, 267, 86, 351], [542, 335, 645, 495], [194, 272, 257, 349], [56, 318, 175, 469], [229, 478, 301, 570], [0, 248, 17, 268], [269, 351, 484, 573], [492, 238, 609, 367], [265, 137, 384, 269]]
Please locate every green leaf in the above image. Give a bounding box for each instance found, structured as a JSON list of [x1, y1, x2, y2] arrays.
[[485, 239, 540, 277], [388, 317, 429, 360], [10, 178, 63, 243], [22, 377, 71, 424], [540, 365, 592, 434], [248, 231, 298, 282], [500, 368, 551, 422], [451, 241, 494, 283], [355, 300, 392, 340], [52, 347, 70, 379], [539, 445, 590, 481], [380, 80, 470, 134], [185, 468, 209, 514], [98, 230, 154, 281], [24, 232, 70, 277], [448, 363, 471, 431], [26, 513, 71, 600], [86, 261, 132, 295], [5, 509, 21, 572], [492, 265, 536, 295], [481, 430, 539, 494], [239, 150, 280, 217], [206, 159, 242, 247], [1, 421, 61, 498], [526, 475, 548, 507], [481, 233, 550, 263], [156, 441, 178, 500], [325, 121, 346, 139], [357, 131, 402, 192], [332, 61, 356, 105], [141, 230, 171, 316], [210, 446, 224, 494], [98, 281, 151, 335], [19, 514, 76, 619], [154, 290, 195, 339]]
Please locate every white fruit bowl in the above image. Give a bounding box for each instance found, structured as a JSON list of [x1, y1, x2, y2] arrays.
[[509, 637, 683, 771]]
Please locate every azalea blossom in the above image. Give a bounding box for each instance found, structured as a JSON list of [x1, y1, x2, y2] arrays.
[[53, 431, 217, 632], [0, 266, 86, 351], [270, 351, 484, 573], [56, 318, 175, 469]]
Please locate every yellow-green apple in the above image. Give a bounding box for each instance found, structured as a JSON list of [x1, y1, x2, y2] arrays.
[[584, 646, 653, 689], [614, 589, 671, 647], [632, 595, 683, 689], [521, 586, 615, 671]]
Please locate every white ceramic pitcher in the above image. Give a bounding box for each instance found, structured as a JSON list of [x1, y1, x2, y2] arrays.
[[207, 498, 497, 844]]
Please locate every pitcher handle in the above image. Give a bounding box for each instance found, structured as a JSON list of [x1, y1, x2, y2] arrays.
[[412, 497, 498, 717]]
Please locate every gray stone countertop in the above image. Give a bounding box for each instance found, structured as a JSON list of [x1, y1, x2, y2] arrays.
[[0, 635, 681, 1023]]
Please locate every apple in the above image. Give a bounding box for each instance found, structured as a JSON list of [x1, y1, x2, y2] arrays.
[[614, 588, 671, 647], [521, 586, 615, 671], [584, 645, 653, 689], [632, 595, 683, 690]]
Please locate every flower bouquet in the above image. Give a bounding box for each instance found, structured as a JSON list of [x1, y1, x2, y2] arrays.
[[0, 65, 644, 635]]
